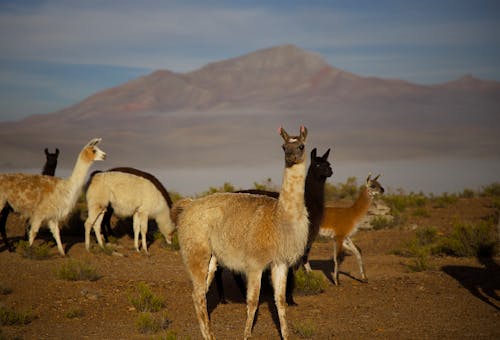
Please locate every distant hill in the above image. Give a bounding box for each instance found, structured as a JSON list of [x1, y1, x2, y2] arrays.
[[1, 44, 499, 173]]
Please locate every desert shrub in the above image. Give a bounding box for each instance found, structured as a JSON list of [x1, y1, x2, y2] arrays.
[[407, 248, 432, 272], [196, 182, 237, 197], [0, 304, 34, 326], [325, 177, 359, 201], [0, 283, 12, 295], [291, 319, 316, 338], [129, 282, 165, 313], [136, 312, 171, 334], [412, 207, 431, 218], [56, 260, 100, 281], [391, 226, 438, 270], [434, 221, 497, 257], [90, 243, 115, 256], [252, 177, 279, 192], [294, 268, 327, 295], [431, 193, 458, 208], [459, 188, 475, 198], [16, 240, 53, 260], [480, 182, 500, 197], [168, 190, 184, 204], [65, 307, 84, 319], [371, 216, 395, 230]]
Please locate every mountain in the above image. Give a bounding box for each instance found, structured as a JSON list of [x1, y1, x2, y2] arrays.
[[1, 45, 499, 187]]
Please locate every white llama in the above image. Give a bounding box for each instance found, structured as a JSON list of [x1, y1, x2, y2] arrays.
[[0, 138, 106, 255], [84, 167, 176, 254], [176, 126, 309, 340]]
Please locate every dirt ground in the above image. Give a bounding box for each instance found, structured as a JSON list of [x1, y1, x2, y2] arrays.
[[1, 196, 499, 339]]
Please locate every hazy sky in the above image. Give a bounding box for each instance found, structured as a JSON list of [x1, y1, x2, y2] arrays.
[[1, 0, 499, 121]]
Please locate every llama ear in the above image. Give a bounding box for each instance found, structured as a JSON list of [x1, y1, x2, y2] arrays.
[[45, 148, 49, 155], [322, 148, 331, 160], [279, 126, 290, 142], [55, 148, 60, 156], [299, 125, 308, 141], [86, 138, 102, 147], [366, 173, 372, 183], [374, 174, 381, 181], [311, 148, 317, 158]]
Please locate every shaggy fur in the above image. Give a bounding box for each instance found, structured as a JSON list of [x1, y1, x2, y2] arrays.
[[320, 174, 384, 285], [176, 126, 309, 340], [214, 148, 333, 305], [0, 147, 61, 252], [84, 168, 175, 254], [0, 138, 106, 255]]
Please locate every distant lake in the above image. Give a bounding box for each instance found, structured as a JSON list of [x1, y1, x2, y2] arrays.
[[7, 157, 500, 196]]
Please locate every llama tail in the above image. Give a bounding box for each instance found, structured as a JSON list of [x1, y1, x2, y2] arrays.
[[170, 198, 194, 226]]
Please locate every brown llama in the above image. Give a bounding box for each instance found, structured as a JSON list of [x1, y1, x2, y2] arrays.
[[0, 138, 106, 255], [214, 148, 333, 306], [320, 174, 384, 285], [1, 147, 61, 252], [176, 126, 309, 340]]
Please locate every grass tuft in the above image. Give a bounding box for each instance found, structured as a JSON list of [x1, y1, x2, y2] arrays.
[[56, 260, 100, 281], [129, 282, 165, 313], [291, 319, 316, 338], [294, 268, 327, 295], [135, 312, 171, 334], [16, 240, 53, 260], [65, 307, 84, 319], [0, 304, 35, 326]]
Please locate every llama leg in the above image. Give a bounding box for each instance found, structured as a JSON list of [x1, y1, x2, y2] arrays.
[[28, 216, 43, 247], [285, 266, 297, 306], [84, 207, 105, 251], [92, 210, 106, 249], [271, 262, 290, 340], [0, 205, 13, 252], [132, 212, 141, 252], [47, 220, 65, 256], [244, 270, 263, 340], [206, 255, 218, 291], [302, 244, 313, 272], [332, 236, 344, 285], [137, 212, 149, 254], [186, 248, 215, 340], [343, 237, 367, 282]]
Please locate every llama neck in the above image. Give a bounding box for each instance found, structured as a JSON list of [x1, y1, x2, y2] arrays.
[[67, 153, 93, 194], [305, 170, 326, 220], [278, 161, 307, 222], [352, 186, 372, 216]]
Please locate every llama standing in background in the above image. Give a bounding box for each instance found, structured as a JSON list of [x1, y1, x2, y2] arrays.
[[0, 147, 61, 252], [42, 148, 60, 176], [84, 167, 175, 254], [320, 174, 384, 285], [0, 138, 106, 255], [176, 126, 309, 340], [215, 147, 333, 306]]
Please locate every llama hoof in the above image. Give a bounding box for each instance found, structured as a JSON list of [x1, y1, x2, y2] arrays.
[[286, 299, 298, 307]]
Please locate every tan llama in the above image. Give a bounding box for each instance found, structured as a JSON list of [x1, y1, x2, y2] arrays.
[[320, 174, 384, 285], [0, 138, 106, 255], [176, 126, 309, 340]]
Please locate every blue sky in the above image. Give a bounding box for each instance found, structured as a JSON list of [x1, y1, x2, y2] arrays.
[[1, 0, 499, 121]]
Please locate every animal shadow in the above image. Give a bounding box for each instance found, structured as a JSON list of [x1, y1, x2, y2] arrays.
[[309, 256, 365, 285], [442, 256, 500, 311]]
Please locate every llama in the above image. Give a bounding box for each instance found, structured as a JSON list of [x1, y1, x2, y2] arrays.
[[0, 138, 106, 255], [214, 148, 333, 305], [84, 167, 175, 254], [0, 147, 61, 252], [320, 174, 384, 285], [176, 126, 309, 340], [42, 148, 60, 176]]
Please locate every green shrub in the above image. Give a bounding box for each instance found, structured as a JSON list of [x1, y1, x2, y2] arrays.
[[459, 188, 475, 198], [293, 268, 327, 295], [196, 182, 237, 197], [136, 312, 171, 334], [0, 304, 34, 326], [431, 193, 458, 208], [16, 240, 53, 260], [412, 207, 431, 218], [371, 216, 395, 230], [325, 177, 359, 201], [129, 282, 165, 313], [434, 222, 497, 257], [291, 319, 316, 338], [480, 182, 500, 197], [56, 260, 100, 281], [65, 307, 84, 319]]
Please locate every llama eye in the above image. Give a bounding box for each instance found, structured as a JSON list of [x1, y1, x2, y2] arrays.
[[298, 144, 304, 150]]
